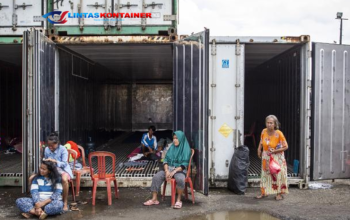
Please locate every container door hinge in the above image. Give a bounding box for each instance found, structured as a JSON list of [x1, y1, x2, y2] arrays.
[[211, 84, 216, 87], [235, 39, 241, 55], [235, 84, 240, 87], [307, 79, 312, 88], [210, 116, 216, 120], [308, 50, 312, 58], [163, 15, 176, 21], [210, 141, 216, 151], [0, 3, 10, 10], [235, 116, 240, 120], [26, 109, 32, 116], [211, 39, 216, 55]]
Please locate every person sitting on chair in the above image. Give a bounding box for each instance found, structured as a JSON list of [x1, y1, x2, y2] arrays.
[[143, 130, 191, 209], [43, 132, 73, 212]]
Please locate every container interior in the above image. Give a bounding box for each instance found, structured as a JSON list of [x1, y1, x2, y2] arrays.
[[0, 44, 22, 175], [56, 43, 175, 178], [244, 43, 303, 178]]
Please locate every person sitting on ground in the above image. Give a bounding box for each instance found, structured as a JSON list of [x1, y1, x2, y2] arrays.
[[141, 125, 159, 160], [143, 130, 191, 209], [16, 161, 63, 219], [43, 132, 73, 211]]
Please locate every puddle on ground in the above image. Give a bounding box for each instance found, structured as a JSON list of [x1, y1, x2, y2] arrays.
[[182, 211, 280, 220]]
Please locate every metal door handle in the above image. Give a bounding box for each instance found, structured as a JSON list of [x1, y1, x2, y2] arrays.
[[144, 2, 163, 9], [117, 2, 138, 9], [87, 2, 105, 9], [15, 3, 33, 10], [0, 3, 10, 10]]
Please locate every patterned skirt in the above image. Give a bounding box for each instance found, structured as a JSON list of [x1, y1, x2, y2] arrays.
[[260, 151, 289, 195]]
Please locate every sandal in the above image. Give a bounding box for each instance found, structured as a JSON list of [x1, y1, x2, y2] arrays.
[[275, 195, 284, 200], [174, 201, 182, 209], [255, 194, 268, 199], [70, 206, 80, 211], [143, 200, 160, 206], [39, 212, 48, 220], [21, 213, 32, 219]]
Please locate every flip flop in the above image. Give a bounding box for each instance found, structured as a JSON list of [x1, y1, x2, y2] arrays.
[[39, 212, 48, 220], [174, 201, 182, 209], [21, 213, 32, 219], [275, 195, 284, 200], [143, 200, 160, 206], [71, 206, 80, 211], [255, 195, 268, 199]]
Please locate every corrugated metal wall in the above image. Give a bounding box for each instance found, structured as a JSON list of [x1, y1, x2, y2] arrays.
[[132, 84, 173, 130], [58, 49, 95, 143], [0, 61, 22, 141], [245, 45, 302, 164]]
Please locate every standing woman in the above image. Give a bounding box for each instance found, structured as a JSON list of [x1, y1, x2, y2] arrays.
[[257, 115, 289, 200]]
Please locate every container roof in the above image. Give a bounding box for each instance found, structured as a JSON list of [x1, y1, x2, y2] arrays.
[[64, 44, 173, 81]]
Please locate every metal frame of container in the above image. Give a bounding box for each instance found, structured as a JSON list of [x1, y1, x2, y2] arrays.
[[207, 36, 311, 189]]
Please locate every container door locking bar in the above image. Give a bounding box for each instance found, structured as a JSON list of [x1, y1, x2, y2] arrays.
[[0, 3, 9, 10]]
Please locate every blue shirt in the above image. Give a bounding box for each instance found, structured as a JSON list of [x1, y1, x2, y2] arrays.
[[31, 175, 62, 202], [44, 145, 73, 178], [141, 133, 157, 150]]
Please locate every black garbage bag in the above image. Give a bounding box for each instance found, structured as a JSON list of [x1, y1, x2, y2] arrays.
[[228, 145, 250, 194]]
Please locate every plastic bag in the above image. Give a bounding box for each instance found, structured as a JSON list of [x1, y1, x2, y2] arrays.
[[228, 145, 250, 195], [269, 155, 281, 175]]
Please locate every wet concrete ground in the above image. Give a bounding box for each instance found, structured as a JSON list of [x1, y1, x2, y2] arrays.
[[1, 180, 350, 220]]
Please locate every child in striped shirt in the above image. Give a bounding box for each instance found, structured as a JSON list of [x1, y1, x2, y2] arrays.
[[16, 161, 63, 219]]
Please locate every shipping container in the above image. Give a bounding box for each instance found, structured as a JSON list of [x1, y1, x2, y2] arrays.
[[0, 28, 349, 194], [0, 0, 45, 36], [0, 0, 177, 37], [50, 0, 178, 36]]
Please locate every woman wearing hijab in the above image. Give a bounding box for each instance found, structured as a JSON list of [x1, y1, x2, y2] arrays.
[[143, 131, 191, 209]]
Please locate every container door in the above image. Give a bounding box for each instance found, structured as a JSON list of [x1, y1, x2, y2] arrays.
[[22, 29, 56, 192], [209, 41, 245, 182], [312, 43, 350, 180], [173, 29, 209, 195]]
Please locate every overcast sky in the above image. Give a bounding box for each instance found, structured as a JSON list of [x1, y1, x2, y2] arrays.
[[177, 0, 350, 44]]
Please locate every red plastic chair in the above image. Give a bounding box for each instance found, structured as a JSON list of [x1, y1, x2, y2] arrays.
[[244, 122, 257, 148], [162, 149, 195, 207], [88, 151, 118, 206], [73, 145, 92, 196], [66, 149, 76, 202]]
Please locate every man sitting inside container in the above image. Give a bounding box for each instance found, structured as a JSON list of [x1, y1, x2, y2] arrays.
[[141, 126, 159, 160]]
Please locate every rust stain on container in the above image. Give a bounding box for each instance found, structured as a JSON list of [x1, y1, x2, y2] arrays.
[[55, 35, 172, 44]]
